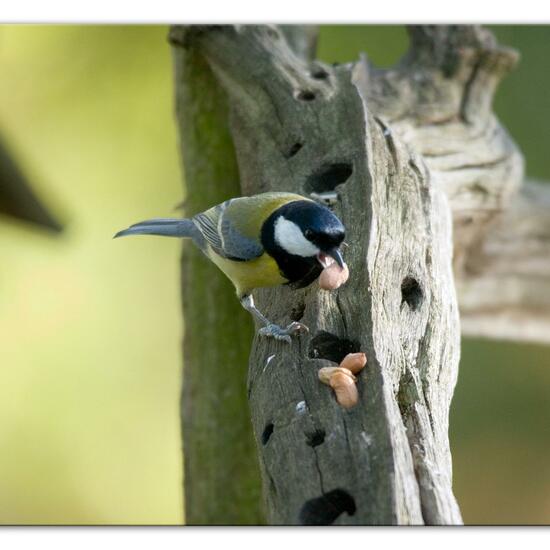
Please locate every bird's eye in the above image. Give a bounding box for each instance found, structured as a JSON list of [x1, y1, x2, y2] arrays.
[[305, 229, 313, 239]]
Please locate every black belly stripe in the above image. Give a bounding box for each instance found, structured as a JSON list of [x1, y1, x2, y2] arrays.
[[275, 253, 322, 288]]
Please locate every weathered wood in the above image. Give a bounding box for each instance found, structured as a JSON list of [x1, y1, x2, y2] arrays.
[[173, 25, 463, 525], [458, 179, 550, 343], [279, 25, 318, 62], [364, 25, 523, 275], [170, 24, 533, 525], [170, 33, 263, 525], [364, 27, 550, 345]]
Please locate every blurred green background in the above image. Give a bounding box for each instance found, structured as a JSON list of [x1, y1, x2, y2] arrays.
[[0, 25, 548, 525]]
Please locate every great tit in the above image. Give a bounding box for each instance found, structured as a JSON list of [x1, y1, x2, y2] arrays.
[[115, 192, 346, 342]]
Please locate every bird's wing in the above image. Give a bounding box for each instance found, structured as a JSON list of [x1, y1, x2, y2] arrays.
[[219, 213, 264, 261], [193, 193, 307, 261], [192, 206, 225, 254], [193, 199, 264, 261]]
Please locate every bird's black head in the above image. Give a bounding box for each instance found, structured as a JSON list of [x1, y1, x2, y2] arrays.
[[261, 200, 346, 287]]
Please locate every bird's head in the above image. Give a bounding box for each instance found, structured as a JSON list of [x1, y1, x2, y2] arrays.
[[262, 200, 346, 276]]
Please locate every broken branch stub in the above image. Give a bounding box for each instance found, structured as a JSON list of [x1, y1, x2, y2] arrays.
[[366, 25, 524, 274]]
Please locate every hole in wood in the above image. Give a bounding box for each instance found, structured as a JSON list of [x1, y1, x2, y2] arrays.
[[290, 301, 306, 322], [295, 90, 316, 101], [311, 67, 329, 80], [261, 422, 274, 445], [299, 489, 356, 525], [401, 277, 423, 311], [305, 163, 353, 194], [286, 142, 303, 158], [266, 27, 280, 40], [305, 428, 326, 447], [309, 331, 360, 364]]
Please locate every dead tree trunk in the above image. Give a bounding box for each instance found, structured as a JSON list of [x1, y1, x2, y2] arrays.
[[170, 25, 526, 525]]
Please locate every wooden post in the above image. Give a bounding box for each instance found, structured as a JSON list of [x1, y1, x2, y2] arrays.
[[170, 25, 529, 524]]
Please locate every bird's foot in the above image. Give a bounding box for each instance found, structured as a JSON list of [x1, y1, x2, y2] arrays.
[[258, 322, 309, 343]]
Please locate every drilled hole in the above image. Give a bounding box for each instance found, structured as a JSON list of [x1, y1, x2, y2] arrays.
[[309, 331, 360, 364], [286, 142, 303, 158], [299, 489, 356, 525], [401, 277, 423, 311], [295, 90, 316, 101], [311, 68, 329, 80], [261, 423, 274, 445], [305, 428, 326, 448], [305, 163, 353, 194], [290, 302, 306, 322]]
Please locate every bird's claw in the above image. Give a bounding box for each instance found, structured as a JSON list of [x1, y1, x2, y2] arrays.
[[258, 322, 309, 343]]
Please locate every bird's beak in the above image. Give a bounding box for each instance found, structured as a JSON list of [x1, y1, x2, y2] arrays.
[[329, 247, 345, 269], [317, 247, 345, 269]]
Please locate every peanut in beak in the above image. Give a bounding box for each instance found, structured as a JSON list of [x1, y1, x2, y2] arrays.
[[318, 262, 350, 290]]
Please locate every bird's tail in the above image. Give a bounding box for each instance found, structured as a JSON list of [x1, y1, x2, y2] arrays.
[[114, 218, 198, 239]]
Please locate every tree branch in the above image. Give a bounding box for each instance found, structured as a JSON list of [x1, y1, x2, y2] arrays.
[[458, 179, 550, 344], [365, 25, 523, 274]]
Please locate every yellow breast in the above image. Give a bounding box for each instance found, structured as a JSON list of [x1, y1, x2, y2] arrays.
[[206, 247, 286, 297]]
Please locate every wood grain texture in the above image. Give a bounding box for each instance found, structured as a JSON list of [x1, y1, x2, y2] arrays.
[[172, 25, 466, 524], [458, 179, 550, 343], [364, 26, 523, 274], [170, 24, 539, 525]]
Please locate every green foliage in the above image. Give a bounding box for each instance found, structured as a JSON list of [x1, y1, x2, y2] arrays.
[[318, 25, 407, 67]]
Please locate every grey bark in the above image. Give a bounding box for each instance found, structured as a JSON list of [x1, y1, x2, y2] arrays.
[[170, 24, 528, 525]]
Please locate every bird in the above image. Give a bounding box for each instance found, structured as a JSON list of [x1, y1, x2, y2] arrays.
[[114, 192, 346, 342]]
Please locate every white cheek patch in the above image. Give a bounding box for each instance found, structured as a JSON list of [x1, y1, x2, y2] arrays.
[[274, 216, 319, 257]]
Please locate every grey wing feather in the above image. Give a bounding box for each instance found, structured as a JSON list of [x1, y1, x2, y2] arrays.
[[193, 200, 263, 261], [192, 209, 224, 254], [193, 213, 221, 248], [219, 215, 263, 261]]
